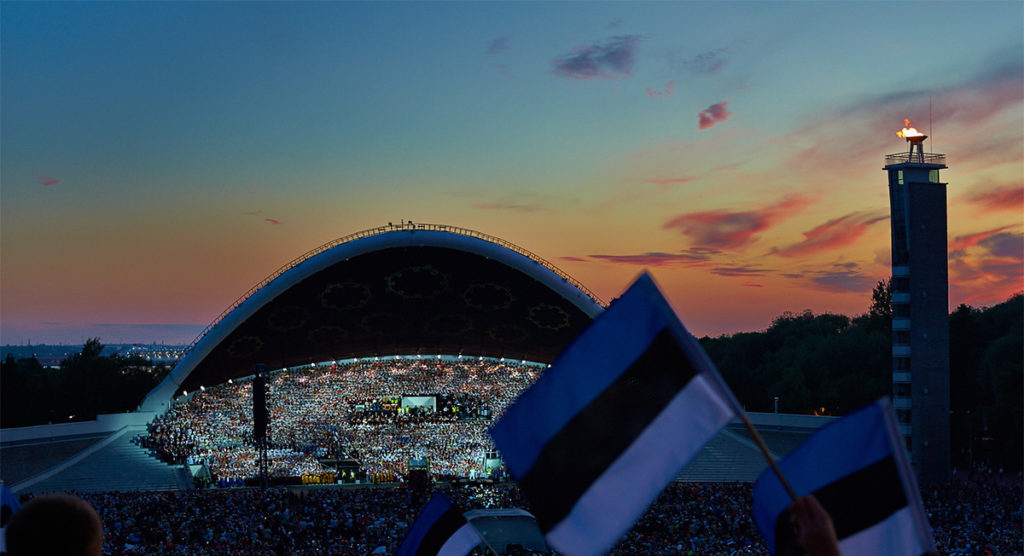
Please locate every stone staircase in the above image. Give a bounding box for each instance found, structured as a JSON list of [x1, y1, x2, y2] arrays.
[[13, 425, 192, 495]]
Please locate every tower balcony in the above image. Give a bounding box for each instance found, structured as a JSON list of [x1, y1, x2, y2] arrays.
[[893, 371, 911, 383], [894, 397, 912, 410], [893, 345, 911, 357], [884, 152, 946, 166], [893, 292, 910, 303], [893, 318, 911, 330], [892, 265, 910, 277]]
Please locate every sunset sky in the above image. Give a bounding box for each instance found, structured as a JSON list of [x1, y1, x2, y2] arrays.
[[2, 2, 1022, 345]]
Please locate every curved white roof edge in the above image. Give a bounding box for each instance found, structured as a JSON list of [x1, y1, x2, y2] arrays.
[[139, 227, 604, 413]]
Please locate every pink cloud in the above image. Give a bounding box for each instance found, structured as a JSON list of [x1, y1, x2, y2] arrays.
[[964, 184, 1024, 214], [473, 202, 539, 213], [265, 218, 282, 225], [698, 101, 732, 130], [641, 177, 694, 186], [949, 225, 1016, 252], [663, 195, 812, 251], [743, 283, 764, 288], [773, 212, 888, 258], [39, 176, 59, 186], [646, 80, 675, 99], [559, 256, 588, 263]]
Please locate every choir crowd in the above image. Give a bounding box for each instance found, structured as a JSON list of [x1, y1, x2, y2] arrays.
[[142, 359, 540, 482]]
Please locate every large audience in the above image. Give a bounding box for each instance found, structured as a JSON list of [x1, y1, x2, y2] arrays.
[[122, 360, 1022, 555], [143, 359, 540, 483], [33, 474, 1016, 555]]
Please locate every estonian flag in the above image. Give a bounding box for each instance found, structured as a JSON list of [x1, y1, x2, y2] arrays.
[[490, 273, 739, 556], [396, 491, 482, 556], [752, 398, 935, 556]]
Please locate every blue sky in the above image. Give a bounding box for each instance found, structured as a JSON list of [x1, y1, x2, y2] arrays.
[[2, 1, 1021, 344]]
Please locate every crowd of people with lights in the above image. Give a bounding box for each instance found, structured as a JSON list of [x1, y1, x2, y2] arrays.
[[142, 358, 542, 483]]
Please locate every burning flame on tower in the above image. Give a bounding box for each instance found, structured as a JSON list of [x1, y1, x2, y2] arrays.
[[897, 118, 925, 139]]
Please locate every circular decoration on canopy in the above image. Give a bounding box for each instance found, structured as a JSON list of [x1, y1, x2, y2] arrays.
[[307, 326, 350, 346], [267, 305, 310, 332], [488, 323, 529, 344], [320, 282, 372, 311], [385, 265, 449, 299], [463, 282, 514, 311], [527, 303, 571, 331], [227, 335, 264, 358], [425, 314, 475, 336]]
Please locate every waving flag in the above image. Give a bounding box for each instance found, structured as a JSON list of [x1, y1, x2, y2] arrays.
[[752, 398, 935, 556], [397, 491, 481, 556], [490, 272, 739, 556]]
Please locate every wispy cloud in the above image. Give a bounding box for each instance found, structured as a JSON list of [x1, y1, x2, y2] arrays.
[[486, 35, 511, 56], [587, 251, 712, 267], [772, 211, 888, 258], [698, 101, 733, 130], [558, 256, 588, 263], [641, 177, 694, 186], [949, 229, 1024, 306], [790, 262, 879, 293], [783, 46, 1024, 173], [245, 210, 263, 216], [663, 195, 812, 251], [964, 183, 1024, 214], [265, 218, 283, 225], [39, 176, 59, 186], [710, 265, 770, 277], [680, 47, 730, 75], [552, 35, 640, 80], [949, 225, 1016, 252], [646, 80, 675, 99], [472, 202, 540, 213]]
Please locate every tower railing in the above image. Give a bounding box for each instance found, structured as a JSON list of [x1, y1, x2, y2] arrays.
[[183, 222, 606, 353], [884, 152, 946, 166]]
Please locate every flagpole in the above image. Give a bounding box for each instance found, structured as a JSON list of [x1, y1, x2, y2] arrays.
[[737, 412, 798, 501]]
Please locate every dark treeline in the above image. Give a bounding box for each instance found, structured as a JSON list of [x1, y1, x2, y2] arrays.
[[2, 292, 1020, 469], [700, 288, 1022, 471], [0, 339, 170, 428]]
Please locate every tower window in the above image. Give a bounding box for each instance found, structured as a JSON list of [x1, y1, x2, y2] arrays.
[[895, 383, 911, 397], [894, 304, 910, 318], [897, 170, 904, 185], [929, 169, 939, 183], [895, 331, 910, 345]]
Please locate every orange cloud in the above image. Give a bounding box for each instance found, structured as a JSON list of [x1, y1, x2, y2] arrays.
[[949, 225, 1016, 252], [964, 184, 1024, 214], [265, 218, 283, 225], [663, 195, 812, 251], [773, 211, 888, 258]]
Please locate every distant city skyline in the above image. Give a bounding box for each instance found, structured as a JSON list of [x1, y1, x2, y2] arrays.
[[3, 2, 1021, 345]]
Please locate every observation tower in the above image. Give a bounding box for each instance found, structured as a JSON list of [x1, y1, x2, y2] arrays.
[[883, 119, 950, 485]]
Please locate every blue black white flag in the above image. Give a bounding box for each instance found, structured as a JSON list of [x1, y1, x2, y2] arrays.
[[396, 491, 481, 556], [752, 398, 935, 556], [490, 272, 739, 556]]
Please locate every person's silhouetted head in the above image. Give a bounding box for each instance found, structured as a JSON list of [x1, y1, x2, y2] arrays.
[[5, 493, 102, 556]]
